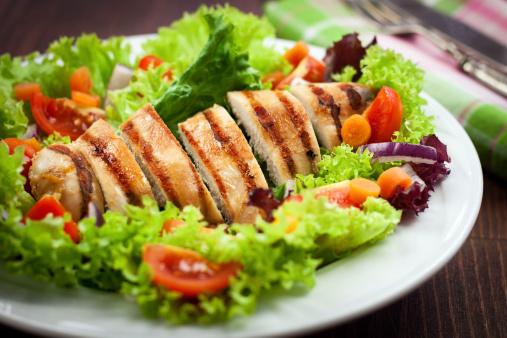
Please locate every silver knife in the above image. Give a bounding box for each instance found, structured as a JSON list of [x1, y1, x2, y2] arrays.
[[381, 0, 507, 97]]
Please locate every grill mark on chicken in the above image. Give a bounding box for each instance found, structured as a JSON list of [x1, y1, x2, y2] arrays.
[[309, 85, 343, 143], [243, 91, 297, 176], [179, 123, 230, 211], [339, 84, 362, 110], [121, 119, 181, 209], [275, 92, 317, 161], [47, 144, 93, 218], [80, 132, 141, 206], [204, 109, 258, 193]]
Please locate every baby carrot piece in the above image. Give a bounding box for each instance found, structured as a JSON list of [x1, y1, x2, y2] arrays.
[[283, 41, 310, 67], [14, 82, 41, 101], [341, 114, 372, 146], [349, 178, 381, 204], [377, 167, 412, 199], [71, 91, 101, 107]]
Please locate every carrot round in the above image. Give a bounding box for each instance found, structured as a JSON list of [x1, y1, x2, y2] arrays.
[[71, 91, 101, 107], [349, 178, 381, 204], [283, 40, 310, 67], [14, 82, 41, 101], [377, 167, 412, 199], [341, 114, 372, 146], [70, 66, 93, 93]]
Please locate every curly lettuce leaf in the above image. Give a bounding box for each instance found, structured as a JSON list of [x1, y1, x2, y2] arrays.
[[358, 45, 434, 143], [0, 90, 28, 139], [152, 14, 263, 134], [142, 4, 289, 78], [41, 132, 71, 148]]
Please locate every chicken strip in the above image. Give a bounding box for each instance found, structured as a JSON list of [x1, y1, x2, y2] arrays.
[[120, 103, 224, 224], [290, 83, 376, 150], [227, 90, 321, 186], [178, 105, 268, 224], [29, 143, 104, 222], [75, 119, 154, 214]]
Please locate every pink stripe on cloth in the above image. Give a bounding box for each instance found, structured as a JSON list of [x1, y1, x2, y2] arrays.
[[456, 0, 507, 26]]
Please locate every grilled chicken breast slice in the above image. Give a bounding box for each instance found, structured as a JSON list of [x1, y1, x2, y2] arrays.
[[290, 83, 375, 150], [227, 90, 321, 186], [178, 105, 268, 224], [29, 143, 104, 222], [75, 119, 155, 214], [120, 103, 224, 224]]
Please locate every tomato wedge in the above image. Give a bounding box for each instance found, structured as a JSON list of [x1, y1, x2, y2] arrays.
[[362, 86, 403, 143], [31, 92, 104, 141], [143, 244, 242, 298], [275, 56, 325, 90], [14, 82, 41, 101], [1, 138, 37, 193], [22, 195, 80, 243]]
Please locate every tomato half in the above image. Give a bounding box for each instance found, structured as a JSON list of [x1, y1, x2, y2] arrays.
[[143, 244, 242, 298], [1, 138, 37, 194], [22, 195, 80, 243], [362, 86, 403, 143], [31, 92, 104, 141], [138, 55, 165, 71]]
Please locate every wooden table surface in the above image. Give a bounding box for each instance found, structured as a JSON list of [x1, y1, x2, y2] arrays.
[[1, 0, 506, 337]]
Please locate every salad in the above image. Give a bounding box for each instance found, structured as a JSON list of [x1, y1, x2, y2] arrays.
[[0, 5, 450, 325]]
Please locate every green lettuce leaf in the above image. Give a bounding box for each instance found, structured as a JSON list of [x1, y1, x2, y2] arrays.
[[358, 45, 434, 143], [142, 4, 289, 78], [152, 13, 263, 134], [41, 132, 72, 148]]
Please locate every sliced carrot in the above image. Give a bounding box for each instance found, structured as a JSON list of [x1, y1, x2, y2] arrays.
[[162, 68, 173, 82], [349, 178, 380, 204], [283, 41, 310, 67], [377, 167, 412, 199], [262, 70, 285, 89], [14, 82, 41, 101], [69, 66, 93, 93], [71, 91, 101, 107], [23, 137, 42, 152], [341, 114, 372, 146], [160, 218, 185, 236]]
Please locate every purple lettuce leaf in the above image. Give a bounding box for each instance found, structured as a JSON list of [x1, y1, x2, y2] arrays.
[[388, 182, 430, 215], [246, 188, 284, 222], [323, 33, 376, 82]]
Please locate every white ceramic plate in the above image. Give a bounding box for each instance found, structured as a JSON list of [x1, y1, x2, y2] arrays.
[[0, 37, 483, 338]]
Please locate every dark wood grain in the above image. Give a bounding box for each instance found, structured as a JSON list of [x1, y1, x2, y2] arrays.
[[1, 1, 506, 337]]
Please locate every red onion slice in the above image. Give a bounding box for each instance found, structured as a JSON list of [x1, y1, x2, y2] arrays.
[[400, 163, 426, 190], [86, 202, 105, 228], [359, 142, 437, 164], [22, 124, 41, 142]]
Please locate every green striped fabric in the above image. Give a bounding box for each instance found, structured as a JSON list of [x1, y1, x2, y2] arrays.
[[263, 0, 507, 181]]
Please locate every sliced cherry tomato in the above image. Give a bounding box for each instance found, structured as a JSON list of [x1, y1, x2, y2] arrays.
[[138, 55, 165, 71], [275, 56, 326, 90], [286, 181, 360, 209], [69, 66, 93, 93], [1, 138, 36, 194], [31, 92, 104, 141], [162, 68, 173, 82], [362, 86, 403, 143], [262, 70, 285, 89], [71, 91, 101, 107], [143, 244, 242, 298], [283, 41, 310, 67], [22, 195, 80, 243], [14, 82, 41, 101]]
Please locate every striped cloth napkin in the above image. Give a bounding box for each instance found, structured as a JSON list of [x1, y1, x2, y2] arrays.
[[264, 0, 507, 181]]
